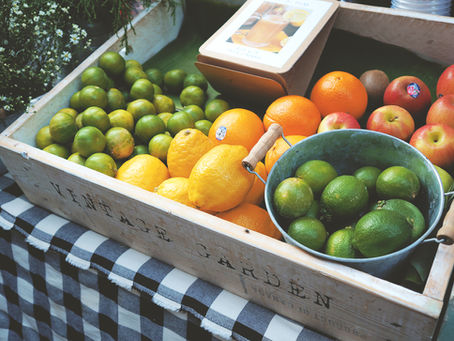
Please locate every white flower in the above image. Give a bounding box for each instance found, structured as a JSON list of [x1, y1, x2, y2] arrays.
[[39, 11, 45, 16], [0, 47, 5, 53], [0, 96, 7, 102], [61, 51, 71, 62], [33, 16, 39, 22], [56, 29, 63, 37], [69, 34, 79, 45], [4, 105, 12, 111]]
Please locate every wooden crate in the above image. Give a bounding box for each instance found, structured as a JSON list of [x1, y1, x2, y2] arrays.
[[1, 2, 454, 340]]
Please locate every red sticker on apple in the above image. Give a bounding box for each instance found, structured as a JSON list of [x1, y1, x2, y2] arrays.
[[407, 82, 421, 98]]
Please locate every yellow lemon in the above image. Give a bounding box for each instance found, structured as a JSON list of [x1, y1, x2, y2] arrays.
[[188, 144, 254, 212], [156, 177, 196, 208], [116, 154, 169, 191], [167, 128, 214, 178]]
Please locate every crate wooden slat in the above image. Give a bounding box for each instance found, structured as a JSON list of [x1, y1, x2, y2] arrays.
[[1, 2, 454, 340]]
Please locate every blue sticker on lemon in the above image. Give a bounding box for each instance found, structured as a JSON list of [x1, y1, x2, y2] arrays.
[[215, 126, 227, 141], [407, 82, 421, 98]]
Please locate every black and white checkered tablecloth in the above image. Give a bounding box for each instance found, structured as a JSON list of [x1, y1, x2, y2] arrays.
[[0, 170, 332, 341]]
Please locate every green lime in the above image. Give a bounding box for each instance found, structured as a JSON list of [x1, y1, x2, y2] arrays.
[[273, 177, 313, 219], [35, 126, 54, 149], [81, 66, 109, 89], [180, 85, 206, 107], [85, 152, 117, 177], [57, 108, 78, 119], [82, 106, 111, 133], [205, 98, 230, 122], [166, 111, 194, 136], [376, 166, 420, 201], [325, 227, 356, 258], [164, 69, 187, 94], [152, 84, 163, 95], [43, 143, 70, 159], [79, 85, 108, 109], [75, 113, 84, 129], [49, 112, 77, 144], [183, 73, 208, 91], [130, 144, 148, 158], [158, 112, 173, 127], [108, 109, 134, 132], [194, 119, 212, 136], [320, 175, 369, 222], [371, 198, 426, 242], [305, 200, 320, 219], [288, 217, 327, 251], [153, 94, 175, 114], [183, 104, 205, 122], [434, 165, 454, 193], [124, 66, 148, 87], [105, 76, 114, 90], [105, 127, 135, 160], [295, 160, 338, 197], [67, 152, 86, 166], [130, 78, 155, 101], [149, 133, 173, 162], [145, 68, 164, 87], [127, 99, 156, 121], [353, 166, 381, 195], [107, 88, 126, 111], [99, 51, 125, 77], [134, 115, 166, 143], [73, 126, 106, 157], [352, 209, 412, 258], [70, 91, 83, 111], [125, 60, 142, 70]]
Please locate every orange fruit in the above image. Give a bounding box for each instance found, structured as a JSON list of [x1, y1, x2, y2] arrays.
[[263, 95, 320, 136], [167, 128, 214, 178], [208, 108, 264, 152], [264, 135, 306, 174], [310, 71, 368, 119], [188, 144, 255, 212], [243, 161, 267, 205], [216, 203, 282, 240], [116, 154, 169, 191]]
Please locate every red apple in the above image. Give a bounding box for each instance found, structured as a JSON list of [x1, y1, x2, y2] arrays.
[[366, 105, 415, 141], [437, 65, 454, 98], [383, 75, 432, 121], [409, 124, 454, 169], [317, 112, 360, 133], [426, 94, 454, 129]]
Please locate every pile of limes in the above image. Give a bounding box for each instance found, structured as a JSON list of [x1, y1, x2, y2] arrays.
[[273, 160, 426, 259], [35, 50, 232, 177]]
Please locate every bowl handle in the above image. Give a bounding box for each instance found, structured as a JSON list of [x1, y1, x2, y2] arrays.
[[437, 200, 454, 245], [242, 123, 283, 171]]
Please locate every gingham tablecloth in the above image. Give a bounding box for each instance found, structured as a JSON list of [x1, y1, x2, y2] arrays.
[[0, 169, 332, 341]]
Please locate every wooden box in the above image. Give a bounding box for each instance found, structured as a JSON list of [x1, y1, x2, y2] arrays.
[[1, 2, 454, 340]]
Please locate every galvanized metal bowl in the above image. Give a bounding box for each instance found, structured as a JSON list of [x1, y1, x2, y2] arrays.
[[263, 129, 445, 278]]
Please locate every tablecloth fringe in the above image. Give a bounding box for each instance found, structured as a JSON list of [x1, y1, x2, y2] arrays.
[[26, 235, 50, 252], [201, 318, 233, 341], [65, 253, 91, 270]]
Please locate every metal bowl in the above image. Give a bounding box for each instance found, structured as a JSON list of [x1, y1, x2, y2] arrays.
[[264, 129, 445, 278]]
